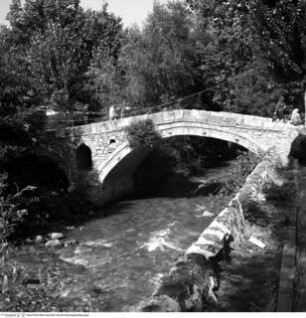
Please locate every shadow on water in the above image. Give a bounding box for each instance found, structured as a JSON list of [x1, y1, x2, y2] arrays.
[[99, 201, 136, 217]]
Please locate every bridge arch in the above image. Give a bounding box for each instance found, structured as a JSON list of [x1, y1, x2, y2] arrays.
[[76, 143, 93, 171], [97, 122, 265, 183]]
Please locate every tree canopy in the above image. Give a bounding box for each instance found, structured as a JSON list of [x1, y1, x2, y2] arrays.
[[253, 0, 306, 114]]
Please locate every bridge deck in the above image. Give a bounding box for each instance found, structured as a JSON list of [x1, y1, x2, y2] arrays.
[[65, 109, 290, 136]]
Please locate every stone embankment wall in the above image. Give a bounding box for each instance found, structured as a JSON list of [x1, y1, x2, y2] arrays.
[[135, 149, 283, 312]]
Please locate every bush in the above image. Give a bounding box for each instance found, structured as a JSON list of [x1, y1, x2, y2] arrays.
[[240, 199, 270, 226], [15, 187, 93, 237], [0, 173, 34, 241], [217, 152, 262, 195], [125, 119, 162, 149], [262, 180, 297, 207]]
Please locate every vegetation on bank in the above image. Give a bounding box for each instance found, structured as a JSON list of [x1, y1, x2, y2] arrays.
[[125, 119, 162, 149]]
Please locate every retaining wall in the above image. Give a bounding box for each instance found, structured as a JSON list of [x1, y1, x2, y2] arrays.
[[134, 149, 283, 312]]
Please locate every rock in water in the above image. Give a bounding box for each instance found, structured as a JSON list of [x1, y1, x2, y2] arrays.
[[64, 239, 79, 246], [35, 235, 43, 243], [50, 232, 64, 240], [45, 239, 63, 248]]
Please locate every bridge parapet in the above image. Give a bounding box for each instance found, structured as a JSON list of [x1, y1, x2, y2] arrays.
[[64, 109, 288, 137]]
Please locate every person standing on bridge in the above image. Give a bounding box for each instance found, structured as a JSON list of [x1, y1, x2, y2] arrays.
[[120, 103, 131, 119], [274, 96, 286, 122], [109, 105, 116, 120], [290, 108, 302, 125]]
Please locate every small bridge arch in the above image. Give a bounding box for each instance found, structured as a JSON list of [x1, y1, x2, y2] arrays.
[[76, 143, 93, 171]]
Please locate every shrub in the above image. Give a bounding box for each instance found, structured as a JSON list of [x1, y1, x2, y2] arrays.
[[217, 152, 262, 195], [0, 173, 34, 241], [262, 180, 297, 207], [240, 198, 270, 226], [125, 119, 162, 149]]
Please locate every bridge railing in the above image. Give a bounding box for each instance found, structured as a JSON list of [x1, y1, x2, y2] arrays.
[[45, 93, 209, 130]]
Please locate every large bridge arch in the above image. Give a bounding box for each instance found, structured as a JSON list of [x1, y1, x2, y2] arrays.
[[97, 122, 266, 183]]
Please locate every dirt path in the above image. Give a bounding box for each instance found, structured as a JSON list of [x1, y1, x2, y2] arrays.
[[293, 167, 306, 311]]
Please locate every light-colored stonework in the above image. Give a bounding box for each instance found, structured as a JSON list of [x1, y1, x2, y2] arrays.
[[57, 109, 301, 202]]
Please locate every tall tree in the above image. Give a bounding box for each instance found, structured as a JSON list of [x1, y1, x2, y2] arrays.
[[83, 5, 125, 115], [185, 0, 254, 105], [0, 29, 45, 163], [5, 0, 124, 114], [185, 0, 286, 116], [118, 1, 215, 111], [253, 0, 306, 119]]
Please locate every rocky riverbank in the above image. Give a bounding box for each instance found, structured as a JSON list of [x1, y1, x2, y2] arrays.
[[135, 151, 298, 312]]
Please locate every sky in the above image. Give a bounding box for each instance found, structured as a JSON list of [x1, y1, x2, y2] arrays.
[[0, 0, 169, 27]]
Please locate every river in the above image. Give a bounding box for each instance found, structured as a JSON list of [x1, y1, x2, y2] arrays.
[[9, 160, 240, 312]]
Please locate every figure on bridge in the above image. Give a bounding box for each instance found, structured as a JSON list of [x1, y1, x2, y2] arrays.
[[109, 105, 116, 120], [274, 96, 290, 122], [120, 103, 131, 118], [290, 108, 302, 126]]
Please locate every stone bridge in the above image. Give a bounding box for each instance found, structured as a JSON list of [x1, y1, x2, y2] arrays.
[[57, 109, 300, 203]]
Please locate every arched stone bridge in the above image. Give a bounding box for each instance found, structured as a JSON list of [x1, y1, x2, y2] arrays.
[[59, 109, 299, 203]]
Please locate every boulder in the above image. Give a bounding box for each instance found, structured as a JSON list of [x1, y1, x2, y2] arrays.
[[35, 235, 43, 243], [50, 232, 64, 240], [45, 239, 63, 248], [64, 239, 79, 246], [137, 295, 181, 312]]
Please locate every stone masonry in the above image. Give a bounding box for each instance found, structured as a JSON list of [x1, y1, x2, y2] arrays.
[[58, 109, 301, 203]]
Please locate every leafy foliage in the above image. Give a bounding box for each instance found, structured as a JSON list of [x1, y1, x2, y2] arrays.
[[253, 0, 306, 113], [0, 173, 35, 241], [125, 119, 162, 149], [117, 1, 219, 111], [217, 152, 262, 195]]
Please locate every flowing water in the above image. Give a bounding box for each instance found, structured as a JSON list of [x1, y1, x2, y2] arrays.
[[11, 162, 237, 311]]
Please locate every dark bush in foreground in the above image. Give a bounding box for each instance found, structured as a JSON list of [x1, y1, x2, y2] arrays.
[[262, 180, 297, 207]]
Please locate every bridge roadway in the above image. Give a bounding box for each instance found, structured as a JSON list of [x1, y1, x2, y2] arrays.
[[58, 109, 300, 203]]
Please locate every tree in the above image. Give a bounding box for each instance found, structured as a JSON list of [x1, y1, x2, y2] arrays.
[[0, 29, 46, 163], [119, 1, 211, 111], [5, 0, 124, 114], [253, 0, 306, 120], [26, 20, 89, 112], [185, 0, 257, 111], [7, 0, 81, 44], [83, 5, 125, 115], [229, 58, 285, 116]]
